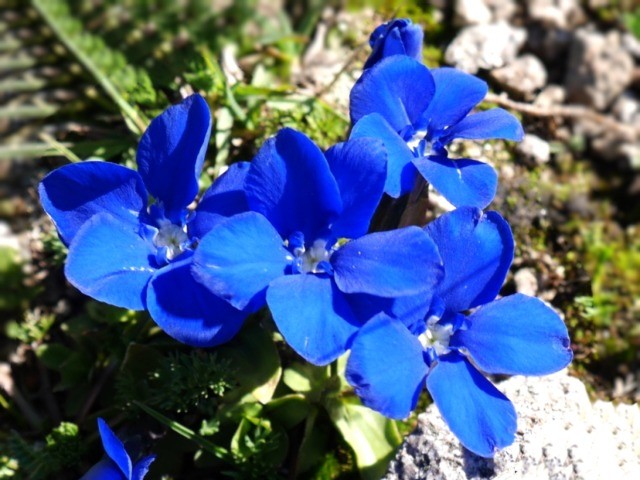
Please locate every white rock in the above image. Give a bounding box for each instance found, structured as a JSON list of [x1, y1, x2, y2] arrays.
[[514, 267, 540, 296], [564, 29, 635, 110], [484, 0, 517, 22], [454, 0, 492, 26], [490, 54, 547, 97], [445, 21, 527, 73], [517, 134, 551, 165], [527, 0, 586, 29], [384, 371, 640, 479]]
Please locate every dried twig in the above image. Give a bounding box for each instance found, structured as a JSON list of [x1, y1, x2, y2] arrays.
[[484, 92, 639, 141]]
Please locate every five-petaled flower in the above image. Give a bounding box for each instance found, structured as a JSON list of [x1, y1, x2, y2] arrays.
[[350, 55, 523, 207], [80, 418, 155, 480], [346, 207, 573, 457], [39, 94, 249, 347], [192, 128, 444, 365]]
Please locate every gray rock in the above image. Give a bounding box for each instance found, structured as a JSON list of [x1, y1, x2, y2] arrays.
[[534, 84, 566, 108], [384, 371, 640, 479], [490, 54, 547, 97], [454, 0, 492, 26], [484, 0, 517, 22], [445, 21, 527, 73], [517, 134, 551, 165], [526, 0, 586, 29], [564, 29, 635, 110]]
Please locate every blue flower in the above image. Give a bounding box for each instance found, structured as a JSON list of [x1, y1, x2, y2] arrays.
[[192, 128, 443, 365], [39, 94, 249, 347], [80, 418, 155, 480], [363, 18, 423, 70], [346, 207, 572, 457], [350, 56, 523, 206]]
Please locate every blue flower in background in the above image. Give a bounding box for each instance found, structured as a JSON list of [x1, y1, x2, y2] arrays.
[[39, 94, 249, 347], [81, 418, 155, 480], [346, 207, 572, 457], [350, 56, 523, 207], [363, 18, 423, 70], [192, 128, 443, 365]]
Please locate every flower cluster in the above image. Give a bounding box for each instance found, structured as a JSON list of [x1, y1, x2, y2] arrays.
[[41, 18, 572, 461]]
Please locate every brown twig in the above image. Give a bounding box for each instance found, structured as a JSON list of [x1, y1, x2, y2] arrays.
[[484, 92, 639, 142]]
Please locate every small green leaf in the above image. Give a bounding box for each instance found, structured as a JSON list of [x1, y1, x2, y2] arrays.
[[264, 394, 310, 429], [327, 398, 402, 480]]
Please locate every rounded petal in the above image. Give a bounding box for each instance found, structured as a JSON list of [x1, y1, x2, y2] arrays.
[[350, 113, 417, 197], [188, 161, 251, 240], [39, 161, 147, 246], [132, 455, 156, 480], [424, 207, 513, 312], [364, 19, 423, 69], [426, 353, 517, 457], [192, 212, 290, 310], [346, 291, 431, 330], [346, 314, 427, 419], [451, 294, 573, 375], [332, 226, 443, 298], [65, 214, 157, 310], [439, 108, 524, 145], [413, 155, 498, 209], [98, 418, 132, 479], [147, 256, 247, 347], [267, 274, 360, 366], [423, 67, 488, 134], [136, 94, 211, 220], [80, 458, 126, 480], [245, 128, 342, 240], [325, 137, 386, 238], [350, 56, 435, 132]]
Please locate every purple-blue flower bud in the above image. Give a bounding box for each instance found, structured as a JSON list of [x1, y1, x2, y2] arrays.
[[364, 18, 423, 70]]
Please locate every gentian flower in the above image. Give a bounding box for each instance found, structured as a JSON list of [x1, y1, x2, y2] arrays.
[[350, 55, 523, 206], [192, 128, 443, 365], [39, 94, 249, 347], [81, 418, 155, 480], [363, 18, 423, 70], [346, 207, 572, 457]]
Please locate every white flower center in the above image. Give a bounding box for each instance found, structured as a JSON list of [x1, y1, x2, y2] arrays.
[[299, 239, 332, 274], [418, 315, 453, 356], [153, 221, 189, 261]]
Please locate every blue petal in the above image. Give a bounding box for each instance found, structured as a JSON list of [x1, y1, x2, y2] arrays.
[[424, 207, 513, 312], [132, 455, 156, 480], [65, 214, 157, 310], [147, 255, 247, 347], [98, 418, 132, 479], [325, 137, 386, 238], [350, 56, 435, 133], [137, 94, 211, 221], [423, 68, 488, 134], [346, 291, 431, 330], [346, 314, 427, 419], [350, 113, 417, 197], [80, 458, 126, 480], [451, 294, 573, 375], [413, 155, 498, 209], [188, 161, 251, 240], [267, 274, 360, 365], [244, 128, 342, 240], [192, 212, 290, 310], [426, 352, 517, 457], [332, 227, 443, 297], [439, 108, 524, 145], [364, 19, 423, 69], [39, 161, 147, 246]]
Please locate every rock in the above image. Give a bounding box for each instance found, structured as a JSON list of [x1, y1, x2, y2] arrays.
[[622, 32, 640, 60], [514, 267, 540, 296], [484, 0, 517, 22], [490, 54, 547, 97], [453, 0, 492, 26], [526, 0, 586, 29], [534, 84, 566, 108], [612, 92, 640, 125], [564, 29, 635, 110], [517, 134, 552, 165], [445, 21, 527, 73], [384, 371, 640, 479]]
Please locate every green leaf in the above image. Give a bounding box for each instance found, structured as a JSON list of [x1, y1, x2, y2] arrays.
[[217, 322, 281, 404], [264, 394, 310, 429], [327, 398, 402, 480]]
